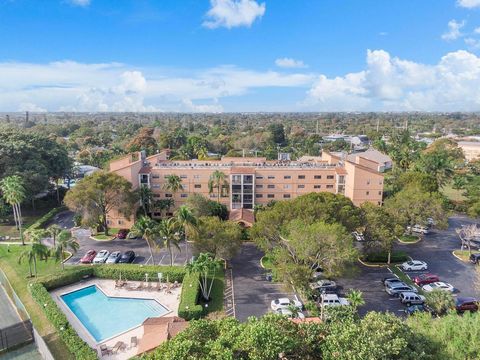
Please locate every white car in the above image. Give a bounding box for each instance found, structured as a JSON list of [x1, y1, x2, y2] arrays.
[[270, 298, 303, 311], [401, 260, 428, 271], [407, 225, 430, 235], [309, 279, 337, 291], [352, 231, 365, 242], [105, 251, 121, 264], [275, 308, 306, 319], [319, 293, 349, 307], [93, 250, 110, 264], [422, 282, 455, 293]]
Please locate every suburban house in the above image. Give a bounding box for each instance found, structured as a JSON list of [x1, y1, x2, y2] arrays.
[[107, 150, 386, 228]]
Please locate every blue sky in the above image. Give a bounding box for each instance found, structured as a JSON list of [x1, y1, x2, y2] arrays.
[[1, 0, 480, 112]]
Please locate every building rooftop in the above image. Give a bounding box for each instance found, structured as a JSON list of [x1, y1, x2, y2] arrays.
[[346, 149, 392, 165], [151, 159, 339, 170]]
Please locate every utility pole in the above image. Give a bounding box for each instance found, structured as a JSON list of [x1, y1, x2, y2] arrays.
[[376, 118, 380, 132], [316, 119, 319, 134]]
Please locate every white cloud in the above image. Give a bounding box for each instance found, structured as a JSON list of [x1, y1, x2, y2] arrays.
[[305, 49, 480, 111], [442, 19, 465, 41], [68, 0, 91, 7], [275, 58, 307, 69], [465, 37, 480, 49], [457, 0, 480, 8], [203, 0, 265, 29], [474, 27, 480, 34], [0, 61, 313, 112]]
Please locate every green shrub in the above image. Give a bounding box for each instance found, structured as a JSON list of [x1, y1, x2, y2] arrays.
[[93, 264, 186, 282], [364, 251, 409, 263], [29, 283, 97, 360], [37, 267, 94, 291], [178, 272, 204, 320], [25, 206, 67, 234]]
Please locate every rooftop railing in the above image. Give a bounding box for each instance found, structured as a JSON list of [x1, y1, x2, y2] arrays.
[[153, 161, 339, 170]]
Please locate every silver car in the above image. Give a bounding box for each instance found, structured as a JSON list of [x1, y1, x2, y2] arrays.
[[93, 250, 110, 264], [105, 251, 121, 264], [385, 282, 418, 296]]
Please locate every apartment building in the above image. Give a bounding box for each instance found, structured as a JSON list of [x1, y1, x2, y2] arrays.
[[107, 150, 385, 228], [457, 141, 480, 162]]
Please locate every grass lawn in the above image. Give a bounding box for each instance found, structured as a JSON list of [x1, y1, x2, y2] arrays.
[[453, 249, 471, 262], [200, 270, 225, 315], [0, 244, 74, 359], [399, 235, 420, 243], [92, 227, 120, 241], [260, 255, 274, 270], [442, 182, 467, 202], [0, 211, 51, 238]]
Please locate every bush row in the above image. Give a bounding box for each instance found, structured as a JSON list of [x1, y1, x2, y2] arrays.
[[29, 283, 97, 360], [364, 250, 409, 263], [178, 272, 204, 320], [93, 264, 186, 282], [25, 206, 67, 235]]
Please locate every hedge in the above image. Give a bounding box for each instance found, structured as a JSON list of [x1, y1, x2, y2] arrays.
[[364, 250, 409, 263], [38, 267, 95, 291], [93, 264, 186, 283], [178, 272, 204, 320], [25, 206, 67, 235], [29, 283, 97, 360]]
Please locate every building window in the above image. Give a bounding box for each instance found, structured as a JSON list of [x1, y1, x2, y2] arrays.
[[284, 175, 291, 179], [314, 185, 321, 189], [152, 184, 160, 189], [267, 194, 275, 198], [267, 184, 275, 189], [298, 185, 305, 189], [283, 194, 291, 198], [152, 174, 160, 179], [181, 194, 188, 198], [367, 179, 371, 185], [165, 194, 173, 198], [267, 175, 275, 179], [153, 212, 161, 217], [180, 175, 187, 179], [327, 175, 334, 180], [256, 184, 263, 189], [118, 220, 124, 225], [283, 184, 291, 189], [107, 220, 111, 225], [298, 175, 305, 179], [194, 184, 201, 189], [379, 180, 383, 185], [378, 191, 382, 196], [256, 194, 263, 198], [194, 175, 200, 180], [314, 175, 321, 179], [366, 191, 370, 196], [326, 185, 334, 189], [256, 176, 264, 180], [153, 194, 160, 198], [166, 212, 173, 217]]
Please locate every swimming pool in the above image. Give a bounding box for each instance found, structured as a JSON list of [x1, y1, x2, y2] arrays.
[[61, 285, 168, 342]]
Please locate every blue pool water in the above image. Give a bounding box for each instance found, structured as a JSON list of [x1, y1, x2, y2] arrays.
[[61, 285, 168, 342]]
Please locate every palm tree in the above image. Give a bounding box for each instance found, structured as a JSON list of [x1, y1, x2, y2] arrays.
[[52, 230, 79, 270], [208, 170, 229, 203], [175, 205, 198, 264], [18, 230, 49, 277], [157, 217, 181, 266], [47, 224, 62, 247], [0, 176, 27, 245], [186, 253, 221, 301], [346, 289, 365, 310], [425, 289, 455, 315], [130, 216, 159, 264], [138, 185, 154, 216], [163, 174, 183, 194]]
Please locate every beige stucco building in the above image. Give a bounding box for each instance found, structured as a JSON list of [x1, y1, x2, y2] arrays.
[[107, 150, 385, 228], [457, 141, 480, 162]]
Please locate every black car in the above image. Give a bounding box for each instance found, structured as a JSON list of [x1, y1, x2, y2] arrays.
[[118, 251, 136, 264], [469, 253, 480, 265]]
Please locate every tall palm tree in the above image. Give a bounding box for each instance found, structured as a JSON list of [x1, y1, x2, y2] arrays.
[[175, 205, 198, 263], [18, 230, 49, 277], [138, 185, 154, 216], [47, 224, 62, 247], [208, 170, 229, 203], [186, 253, 221, 301], [163, 174, 183, 194], [130, 216, 159, 264], [52, 230, 79, 270], [157, 217, 181, 266], [346, 289, 365, 310], [0, 176, 27, 245]]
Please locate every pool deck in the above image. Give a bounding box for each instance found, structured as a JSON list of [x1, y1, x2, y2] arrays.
[[50, 278, 182, 359]]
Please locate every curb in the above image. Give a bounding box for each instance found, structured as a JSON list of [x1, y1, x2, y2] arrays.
[[260, 256, 267, 269], [88, 235, 116, 242], [451, 250, 469, 263], [62, 251, 73, 263], [396, 235, 422, 244], [357, 257, 388, 268]]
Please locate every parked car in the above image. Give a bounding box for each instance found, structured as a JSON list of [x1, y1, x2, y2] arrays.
[[106, 251, 121, 264], [383, 277, 403, 286], [309, 279, 337, 292], [116, 229, 129, 239], [93, 250, 110, 264], [427, 218, 436, 227], [385, 282, 418, 296], [127, 232, 138, 239], [270, 298, 303, 311], [469, 253, 480, 264], [118, 250, 136, 264], [422, 281, 455, 293], [275, 308, 306, 319], [352, 231, 365, 242], [319, 293, 349, 307], [407, 225, 429, 235], [401, 260, 428, 271], [455, 297, 479, 313], [80, 250, 97, 264], [404, 304, 428, 316], [399, 292, 426, 306], [413, 273, 440, 286]]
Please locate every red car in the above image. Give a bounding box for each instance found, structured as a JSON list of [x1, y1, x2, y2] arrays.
[[116, 229, 129, 239], [80, 250, 97, 264], [455, 297, 479, 313], [413, 273, 439, 286]]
